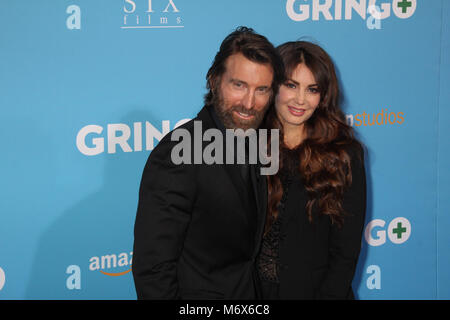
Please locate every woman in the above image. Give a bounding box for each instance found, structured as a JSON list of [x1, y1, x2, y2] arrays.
[[257, 41, 366, 299]]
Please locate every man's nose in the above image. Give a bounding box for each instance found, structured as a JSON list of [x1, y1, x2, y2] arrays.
[[242, 91, 256, 110]]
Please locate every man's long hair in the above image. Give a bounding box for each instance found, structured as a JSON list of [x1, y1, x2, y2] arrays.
[[264, 41, 363, 233], [204, 26, 284, 106]]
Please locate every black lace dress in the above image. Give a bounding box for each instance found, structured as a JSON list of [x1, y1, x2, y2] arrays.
[[256, 147, 301, 299]]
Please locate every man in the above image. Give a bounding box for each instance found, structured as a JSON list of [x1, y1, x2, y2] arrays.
[[132, 26, 284, 299]]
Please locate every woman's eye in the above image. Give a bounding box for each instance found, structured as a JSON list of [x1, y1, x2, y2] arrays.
[[308, 87, 319, 93], [285, 82, 296, 89]]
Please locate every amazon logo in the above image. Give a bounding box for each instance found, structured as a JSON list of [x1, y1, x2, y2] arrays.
[[89, 252, 133, 276]]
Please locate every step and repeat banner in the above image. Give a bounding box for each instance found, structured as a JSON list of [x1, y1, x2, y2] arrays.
[[0, 0, 449, 299]]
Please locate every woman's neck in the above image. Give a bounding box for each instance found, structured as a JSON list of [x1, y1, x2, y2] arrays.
[[283, 123, 305, 149]]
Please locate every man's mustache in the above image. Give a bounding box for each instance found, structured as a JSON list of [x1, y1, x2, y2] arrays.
[[229, 105, 258, 116]]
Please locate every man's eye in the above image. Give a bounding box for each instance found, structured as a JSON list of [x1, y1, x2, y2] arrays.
[[233, 82, 243, 88]]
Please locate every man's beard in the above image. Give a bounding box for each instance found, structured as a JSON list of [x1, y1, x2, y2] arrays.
[[212, 90, 270, 131]]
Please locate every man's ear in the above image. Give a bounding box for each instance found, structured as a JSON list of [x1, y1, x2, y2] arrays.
[[208, 75, 218, 92]]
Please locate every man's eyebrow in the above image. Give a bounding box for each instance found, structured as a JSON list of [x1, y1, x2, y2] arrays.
[[230, 78, 270, 88], [230, 78, 247, 84]]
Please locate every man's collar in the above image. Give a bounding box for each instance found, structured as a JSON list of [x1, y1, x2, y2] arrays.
[[207, 104, 227, 134]]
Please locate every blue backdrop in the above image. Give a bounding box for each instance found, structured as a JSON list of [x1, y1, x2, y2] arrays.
[[0, 0, 448, 299]]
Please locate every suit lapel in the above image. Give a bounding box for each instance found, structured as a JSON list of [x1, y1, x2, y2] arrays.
[[196, 106, 253, 226], [223, 164, 254, 225]]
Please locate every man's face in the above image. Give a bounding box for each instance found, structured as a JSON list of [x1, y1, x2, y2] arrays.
[[213, 53, 274, 130]]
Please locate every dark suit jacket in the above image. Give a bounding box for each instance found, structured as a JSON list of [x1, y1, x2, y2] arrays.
[[132, 105, 267, 299], [276, 143, 366, 299]]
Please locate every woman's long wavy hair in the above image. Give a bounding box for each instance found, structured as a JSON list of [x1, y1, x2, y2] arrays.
[[264, 41, 361, 234]]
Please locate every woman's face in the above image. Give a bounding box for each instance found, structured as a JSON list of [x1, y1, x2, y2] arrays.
[[275, 63, 321, 132]]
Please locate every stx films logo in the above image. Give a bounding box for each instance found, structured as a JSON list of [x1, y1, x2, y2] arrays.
[[286, 0, 417, 29], [122, 0, 183, 29]]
